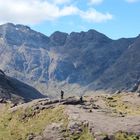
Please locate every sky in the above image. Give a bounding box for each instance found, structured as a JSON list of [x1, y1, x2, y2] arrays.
[[0, 0, 140, 39]]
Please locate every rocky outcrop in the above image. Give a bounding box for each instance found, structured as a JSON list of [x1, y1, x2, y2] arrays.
[[6, 94, 140, 140]]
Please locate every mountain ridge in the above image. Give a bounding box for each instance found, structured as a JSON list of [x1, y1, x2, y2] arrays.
[[0, 23, 139, 96]]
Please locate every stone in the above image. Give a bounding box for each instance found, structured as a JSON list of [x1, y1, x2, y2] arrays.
[[95, 135, 110, 140], [27, 133, 36, 140], [115, 90, 121, 94]]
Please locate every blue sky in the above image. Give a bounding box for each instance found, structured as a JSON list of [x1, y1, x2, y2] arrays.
[[0, 0, 140, 39]]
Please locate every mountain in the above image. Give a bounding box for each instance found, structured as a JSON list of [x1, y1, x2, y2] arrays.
[[0, 70, 44, 103], [0, 23, 139, 96], [94, 35, 140, 91]]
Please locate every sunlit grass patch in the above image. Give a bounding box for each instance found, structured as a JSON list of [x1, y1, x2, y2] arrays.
[[103, 94, 140, 115], [115, 131, 140, 140], [0, 104, 67, 140]]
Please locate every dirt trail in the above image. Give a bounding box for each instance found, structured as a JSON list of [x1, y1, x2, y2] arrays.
[[66, 94, 140, 135]]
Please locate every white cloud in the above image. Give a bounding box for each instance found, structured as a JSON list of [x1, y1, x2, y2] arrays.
[[52, 0, 70, 5], [88, 0, 103, 5], [0, 0, 78, 24], [79, 9, 113, 23], [125, 0, 139, 3], [0, 0, 112, 25]]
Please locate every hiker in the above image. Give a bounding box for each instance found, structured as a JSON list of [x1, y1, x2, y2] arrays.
[[61, 90, 64, 99], [80, 96, 83, 103]]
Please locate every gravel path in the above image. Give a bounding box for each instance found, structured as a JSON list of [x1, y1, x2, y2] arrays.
[[66, 104, 140, 135]]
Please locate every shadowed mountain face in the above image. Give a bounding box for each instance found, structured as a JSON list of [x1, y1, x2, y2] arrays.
[[94, 35, 140, 91], [0, 70, 45, 103], [0, 23, 139, 95]]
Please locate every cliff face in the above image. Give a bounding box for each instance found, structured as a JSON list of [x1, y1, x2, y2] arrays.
[[0, 23, 139, 95]]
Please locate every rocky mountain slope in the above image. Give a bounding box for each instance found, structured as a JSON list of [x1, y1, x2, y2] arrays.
[[0, 70, 44, 103], [94, 35, 140, 91], [0, 23, 139, 96]]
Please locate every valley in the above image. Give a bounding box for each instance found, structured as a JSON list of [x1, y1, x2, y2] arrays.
[[0, 23, 140, 140], [0, 23, 140, 96]]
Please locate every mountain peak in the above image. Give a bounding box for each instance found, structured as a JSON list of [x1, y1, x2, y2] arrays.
[[66, 29, 112, 44], [0, 23, 31, 31], [50, 31, 68, 46], [0, 23, 49, 47], [2, 22, 15, 27], [0, 22, 30, 29]]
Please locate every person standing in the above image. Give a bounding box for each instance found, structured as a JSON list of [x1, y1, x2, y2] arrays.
[[80, 96, 83, 103], [61, 90, 64, 99]]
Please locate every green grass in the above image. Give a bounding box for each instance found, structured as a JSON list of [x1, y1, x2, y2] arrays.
[[0, 105, 68, 140], [103, 95, 140, 115], [115, 132, 140, 140], [78, 127, 94, 140], [0, 104, 94, 140]]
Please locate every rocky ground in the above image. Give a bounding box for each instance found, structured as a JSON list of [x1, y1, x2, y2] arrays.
[[0, 92, 140, 140]]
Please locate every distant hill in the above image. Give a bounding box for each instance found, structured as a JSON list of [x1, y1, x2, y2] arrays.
[[0, 70, 45, 103], [0, 23, 139, 96]]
